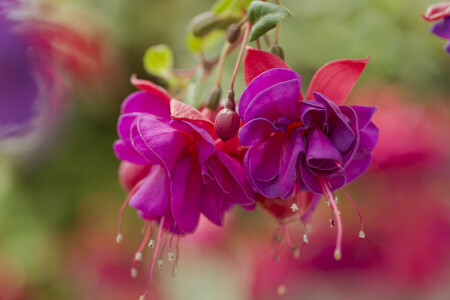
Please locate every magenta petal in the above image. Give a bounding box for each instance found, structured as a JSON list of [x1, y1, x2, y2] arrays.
[[129, 165, 171, 216], [305, 127, 342, 170], [352, 106, 377, 130], [216, 151, 255, 202], [299, 163, 322, 193], [113, 140, 148, 164], [170, 120, 215, 165], [132, 115, 191, 175], [300, 193, 321, 222], [247, 134, 282, 181], [201, 181, 224, 226], [171, 155, 201, 233], [239, 68, 301, 119], [243, 77, 301, 123], [238, 118, 277, 146], [278, 129, 305, 199], [430, 17, 450, 39], [121, 91, 171, 120]]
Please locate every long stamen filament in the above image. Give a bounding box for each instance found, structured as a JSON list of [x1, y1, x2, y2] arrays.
[[117, 179, 146, 243], [341, 187, 365, 238], [229, 23, 251, 92]]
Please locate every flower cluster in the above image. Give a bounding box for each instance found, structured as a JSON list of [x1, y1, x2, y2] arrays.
[[113, 2, 379, 298]]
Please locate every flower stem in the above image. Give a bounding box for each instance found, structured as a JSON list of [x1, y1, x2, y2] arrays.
[[230, 23, 251, 92], [214, 42, 231, 87]]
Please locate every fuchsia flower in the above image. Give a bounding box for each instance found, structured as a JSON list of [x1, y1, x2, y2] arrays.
[[422, 2, 450, 53], [239, 48, 379, 259], [113, 76, 254, 296]]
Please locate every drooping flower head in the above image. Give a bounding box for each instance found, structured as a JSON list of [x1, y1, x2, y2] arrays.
[[422, 2, 450, 53], [238, 48, 379, 260], [113, 76, 254, 298]]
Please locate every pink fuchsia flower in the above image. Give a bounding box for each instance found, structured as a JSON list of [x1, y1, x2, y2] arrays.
[[422, 2, 450, 53], [239, 48, 378, 259], [113, 76, 255, 296]]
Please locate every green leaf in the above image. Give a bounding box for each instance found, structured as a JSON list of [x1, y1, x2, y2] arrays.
[[247, 1, 292, 42], [186, 31, 223, 54], [212, 0, 233, 14], [143, 44, 173, 76], [212, 0, 253, 14]]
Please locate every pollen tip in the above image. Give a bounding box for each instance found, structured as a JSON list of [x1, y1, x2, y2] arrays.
[[277, 284, 286, 296], [303, 233, 309, 244], [329, 219, 334, 228], [130, 267, 138, 278], [335, 196, 339, 204], [135, 252, 143, 261], [168, 252, 174, 261], [334, 249, 342, 261], [148, 240, 154, 248], [294, 248, 301, 259], [116, 233, 123, 244], [158, 260, 164, 269], [139, 296, 145, 300], [291, 203, 299, 212], [359, 230, 366, 239]]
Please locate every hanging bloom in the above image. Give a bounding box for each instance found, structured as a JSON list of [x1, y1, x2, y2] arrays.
[[113, 76, 254, 297], [239, 48, 379, 260], [422, 2, 450, 53]]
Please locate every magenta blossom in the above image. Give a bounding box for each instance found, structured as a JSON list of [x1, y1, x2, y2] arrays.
[[113, 77, 254, 295], [423, 2, 450, 53], [238, 48, 378, 260]]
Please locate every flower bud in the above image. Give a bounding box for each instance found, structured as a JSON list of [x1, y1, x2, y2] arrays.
[[226, 24, 241, 43], [190, 12, 239, 38], [269, 44, 285, 61], [214, 91, 240, 142], [205, 85, 222, 111]]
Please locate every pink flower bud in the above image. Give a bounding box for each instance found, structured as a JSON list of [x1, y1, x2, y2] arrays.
[[118, 161, 150, 191], [214, 107, 240, 142]]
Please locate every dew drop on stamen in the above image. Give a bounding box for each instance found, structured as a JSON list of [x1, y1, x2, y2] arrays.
[[130, 267, 138, 278], [168, 252, 174, 261], [359, 230, 366, 239], [116, 233, 123, 244], [148, 240, 154, 248], [158, 260, 164, 269], [303, 233, 309, 244]]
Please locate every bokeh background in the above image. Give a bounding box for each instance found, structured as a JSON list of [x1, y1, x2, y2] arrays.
[[0, 0, 449, 299]]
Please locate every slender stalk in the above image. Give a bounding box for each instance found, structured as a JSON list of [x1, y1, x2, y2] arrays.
[[230, 23, 251, 92]]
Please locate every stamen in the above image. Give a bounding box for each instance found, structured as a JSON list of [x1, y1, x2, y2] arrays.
[[168, 252, 174, 261], [148, 240, 154, 248], [172, 235, 181, 278], [141, 217, 166, 299], [320, 177, 343, 261], [277, 284, 286, 296], [130, 267, 138, 278], [303, 233, 309, 244], [158, 260, 164, 269], [131, 222, 153, 271], [117, 179, 145, 244], [291, 203, 299, 212], [341, 187, 365, 238]]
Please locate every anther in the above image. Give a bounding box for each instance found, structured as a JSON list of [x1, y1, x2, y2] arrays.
[[335, 196, 339, 204], [334, 249, 342, 261], [291, 203, 299, 212], [294, 248, 301, 258], [139, 296, 145, 300], [135, 252, 143, 261], [158, 260, 164, 269], [329, 218, 334, 228], [277, 284, 286, 296], [130, 267, 138, 278], [359, 230, 366, 239], [148, 240, 154, 248], [303, 233, 309, 244], [116, 233, 123, 244], [168, 252, 174, 261]]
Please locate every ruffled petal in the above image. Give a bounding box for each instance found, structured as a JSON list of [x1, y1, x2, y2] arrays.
[[171, 154, 201, 233], [247, 134, 283, 181], [239, 68, 301, 119], [278, 129, 305, 199], [113, 140, 148, 164], [351, 106, 377, 130], [244, 149, 280, 199], [238, 117, 278, 146], [170, 100, 215, 136], [201, 181, 224, 226], [430, 16, 450, 39], [305, 126, 342, 171], [129, 165, 171, 216], [121, 91, 171, 120], [242, 71, 301, 123]]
